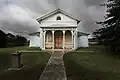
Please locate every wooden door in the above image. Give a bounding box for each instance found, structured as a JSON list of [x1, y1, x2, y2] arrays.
[[54, 32, 63, 49]]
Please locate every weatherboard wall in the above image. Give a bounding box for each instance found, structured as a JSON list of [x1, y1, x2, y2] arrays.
[[40, 13, 78, 27]]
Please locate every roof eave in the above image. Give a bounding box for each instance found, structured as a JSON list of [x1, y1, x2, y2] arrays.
[[78, 31, 90, 36], [28, 32, 40, 36]]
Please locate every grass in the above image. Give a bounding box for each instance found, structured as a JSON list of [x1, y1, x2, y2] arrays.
[[0, 46, 50, 80], [0, 46, 41, 53], [77, 44, 106, 51], [0, 46, 41, 71], [64, 45, 120, 80]]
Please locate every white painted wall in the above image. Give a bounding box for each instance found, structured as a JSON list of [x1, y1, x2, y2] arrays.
[[29, 36, 41, 48], [78, 35, 89, 47], [40, 13, 78, 27], [76, 21, 89, 48]]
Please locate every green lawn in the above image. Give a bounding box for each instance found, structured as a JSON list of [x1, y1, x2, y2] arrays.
[[64, 45, 120, 80], [0, 46, 50, 80], [0, 46, 42, 71], [76, 44, 105, 51]]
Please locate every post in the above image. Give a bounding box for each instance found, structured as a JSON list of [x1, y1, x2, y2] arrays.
[[10, 52, 22, 70], [43, 31, 46, 50], [52, 31, 54, 50], [42, 31, 44, 50], [73, 32, 76, 49], [71, 31, 74, 49], [40, 31, 43, 49], [63, 30, 65, 49]]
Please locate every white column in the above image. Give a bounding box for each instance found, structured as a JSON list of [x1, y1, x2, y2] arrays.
[[63, 30, 65, 49], [41, 31, 44, 50], [43, 31, 46, 50], [71, 31, 74, 49], [40, 31, 43, 48], [52, 31, 54, 50], [73, 32, 76, 49]]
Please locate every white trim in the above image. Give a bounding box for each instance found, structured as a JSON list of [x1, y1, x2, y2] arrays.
[[43, 31, 46, 50], [63, 30, 65, 49], [36, 8, 80, 23], [52, 31, 55, 50]]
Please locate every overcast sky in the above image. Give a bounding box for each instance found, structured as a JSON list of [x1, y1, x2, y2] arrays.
[[0, 0, 107, 36]]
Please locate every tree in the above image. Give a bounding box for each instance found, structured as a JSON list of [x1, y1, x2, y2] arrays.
[[0, 30, 7, 48], [6, 33, 16, 47], [0, 31, 27, 47], [94, 0, 120, 52], [6, 33, 27, 47], [15, 35, 27, 46]]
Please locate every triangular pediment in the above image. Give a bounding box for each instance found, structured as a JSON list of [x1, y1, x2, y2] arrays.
[[36, 9, 80, 24]]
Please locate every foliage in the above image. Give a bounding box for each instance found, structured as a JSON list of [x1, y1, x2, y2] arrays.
[[0, 30, 7, 48], [0, 30, 27, 48], [6, 33, 16, 47], [6, 34, 27, 47], [15, 35, 27, 46], [94, 0, 120, 52]]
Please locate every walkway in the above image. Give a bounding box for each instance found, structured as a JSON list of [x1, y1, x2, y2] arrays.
[[39, 51, 67, 80]]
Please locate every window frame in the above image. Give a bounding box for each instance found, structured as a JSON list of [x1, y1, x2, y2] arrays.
[[47, 34, 52, 42], [56, 16, 61, 20]]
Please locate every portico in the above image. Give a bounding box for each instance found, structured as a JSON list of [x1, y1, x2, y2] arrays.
[[42, 28, 76, 50]]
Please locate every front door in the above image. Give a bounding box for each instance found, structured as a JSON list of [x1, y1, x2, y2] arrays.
[[54, 31, 63, 49]]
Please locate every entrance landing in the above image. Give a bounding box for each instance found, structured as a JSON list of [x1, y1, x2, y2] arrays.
[[45, 49, 74, 54], [39, 51, 67, 80]]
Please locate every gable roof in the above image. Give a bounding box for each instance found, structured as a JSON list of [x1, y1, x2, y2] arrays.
[[77, 31, 90, 36], [36, 8, 81, 24], [28, 32, 40, 36]]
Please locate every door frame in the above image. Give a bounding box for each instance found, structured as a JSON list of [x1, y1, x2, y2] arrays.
[[54, 31, 63, 49]]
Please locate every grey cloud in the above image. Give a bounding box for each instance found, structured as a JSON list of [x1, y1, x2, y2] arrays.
[[57, 0, 105, 32], [0, 0, 106, 36], [0, 4, 40, 34], [84, 0, 107, 6], [10, 0, 56, 17]]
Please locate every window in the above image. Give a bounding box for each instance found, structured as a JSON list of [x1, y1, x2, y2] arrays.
[[56, 16, 61, 20], [48, 35, 52, 42]]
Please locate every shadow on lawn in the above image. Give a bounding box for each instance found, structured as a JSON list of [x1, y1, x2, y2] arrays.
[[0, 52, 50, 80], [0, 63, 45, 80], [0, 53, 11, 71], [64, 59, 120, 80]]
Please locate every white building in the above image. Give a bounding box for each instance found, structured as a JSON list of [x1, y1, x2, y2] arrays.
[[29, 9, 89, 50]]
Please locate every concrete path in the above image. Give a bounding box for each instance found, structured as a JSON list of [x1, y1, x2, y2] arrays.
[[39, 51, 67, 80]]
